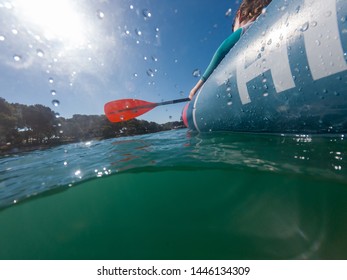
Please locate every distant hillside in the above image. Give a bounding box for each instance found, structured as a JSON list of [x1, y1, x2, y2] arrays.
[[0, 97, 185, 155]]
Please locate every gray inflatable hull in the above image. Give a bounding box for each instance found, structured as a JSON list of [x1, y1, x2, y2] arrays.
[[184, 0, 347, 133]]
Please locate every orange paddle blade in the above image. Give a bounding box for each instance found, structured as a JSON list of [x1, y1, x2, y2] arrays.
[[104, 99, 157, 122]]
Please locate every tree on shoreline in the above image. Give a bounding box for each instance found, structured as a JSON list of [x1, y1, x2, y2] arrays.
[[0, 97, 184, 154]]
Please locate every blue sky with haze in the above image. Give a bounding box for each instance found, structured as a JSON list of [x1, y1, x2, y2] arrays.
[[0, 0, 240, 123]]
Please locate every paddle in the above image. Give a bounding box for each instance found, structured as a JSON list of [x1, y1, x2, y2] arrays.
[[104, 98, 190, 122]]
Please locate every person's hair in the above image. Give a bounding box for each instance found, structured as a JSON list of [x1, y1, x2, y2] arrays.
[[236, 0, 272, 24]]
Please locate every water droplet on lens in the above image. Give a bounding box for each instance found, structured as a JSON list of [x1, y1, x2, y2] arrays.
[[146, 69, 154, 77], [267, 38, 272, 45], [13, 55, 21, 61], [227, 101, 232, 106], [142, 9, 152, 19], [0, 35, 5, 41], [36, 49, 44, 57], [97, 10, 105, 19], [49, 77, 54, 84], [135, 28, 142, 36], [133, 73, 138, 77], [225, 8, 232, 17], [12, 29, 18, 35], [300, 22, 309, 32], [315, 39, 321, 46], [51, 90, 57, 96], [55, 112, 60, 118], [152, 56, 158, 62], [130, 5, 134, 10], [52, 99, 60, 107], [311, 21, 317, 28], [192, 69, 201, 77], [325, 11, 332, 17]]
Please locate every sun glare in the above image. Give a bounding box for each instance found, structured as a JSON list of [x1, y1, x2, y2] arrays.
[[13, 0, 87, 48]]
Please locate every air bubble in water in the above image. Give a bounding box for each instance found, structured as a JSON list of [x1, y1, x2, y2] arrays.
[[192, 69, 201, 77], [52, 99, 60, 107], [97, 10, 105, 19], [51, 90, 57, 96], [142, 9, 152, 19], [0, 35, 5, 41], [36, 49, 44, 57], [13, 55, 21, 61]]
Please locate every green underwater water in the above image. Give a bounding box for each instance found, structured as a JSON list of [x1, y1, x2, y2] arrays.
[[0, 129, 347, 259]]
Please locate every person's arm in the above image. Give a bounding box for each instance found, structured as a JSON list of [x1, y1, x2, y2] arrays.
[[189, 28, 243, 99]]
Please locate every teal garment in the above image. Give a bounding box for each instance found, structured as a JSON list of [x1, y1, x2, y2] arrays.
[[201, 27, 243, 82]]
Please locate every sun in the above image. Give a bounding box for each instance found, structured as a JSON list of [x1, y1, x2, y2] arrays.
[[12, 0, 88, 48]]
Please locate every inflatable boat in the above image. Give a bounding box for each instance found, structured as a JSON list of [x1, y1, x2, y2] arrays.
[[182, 0, 347, 133]]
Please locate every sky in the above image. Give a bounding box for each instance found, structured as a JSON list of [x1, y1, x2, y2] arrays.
[[0, 0, 241, 124]]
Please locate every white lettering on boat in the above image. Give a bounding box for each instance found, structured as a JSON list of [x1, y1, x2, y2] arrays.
[[236, 0, 346, 105], [304, 0, 347, 80]]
